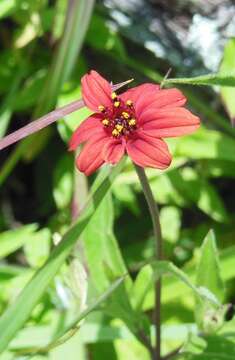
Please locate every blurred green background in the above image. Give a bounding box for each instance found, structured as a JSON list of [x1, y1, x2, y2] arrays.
[[1, 0, 235, 359]]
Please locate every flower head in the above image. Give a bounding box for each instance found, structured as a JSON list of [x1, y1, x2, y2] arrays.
[[69, 70, 200, 175]]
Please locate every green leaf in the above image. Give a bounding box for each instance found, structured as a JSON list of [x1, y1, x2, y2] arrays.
[[167, 167, 229, 223], [0, 0, 19, 19], [83, 191, 127, 292], [13, 70, 46, 111], [165, 72, 235, 87], [86, 14, 127, 60], [131, 264, 153, 311], [220, 38, 235, 122], [160, 206, 181, 244], [202, 159, 235, 178], [141, 244, 235, 311], [180, 334, 235, 360], [24, 228, 51, 268], [0, 265, 26, 281], [10, 322, 197, 348], [0, 224, 38, 259], [16, 276, 126, 355], [196, 231, 224, 303], [0, 161, 125, 353], [175, 128, 235, 163], [83, 191, 142, 335], [133, 261, 221, 313], [195, 230, 225, 332], [53, 154, 74, 209], [151, 261, 220, 306]]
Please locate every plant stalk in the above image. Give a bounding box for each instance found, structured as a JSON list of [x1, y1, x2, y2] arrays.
[[134, 164, 163, 360], [0, 79, 132, 152]]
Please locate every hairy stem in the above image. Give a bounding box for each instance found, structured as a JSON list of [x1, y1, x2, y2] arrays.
[[134, 164, 163, 360], [0, 79, 133, 152]]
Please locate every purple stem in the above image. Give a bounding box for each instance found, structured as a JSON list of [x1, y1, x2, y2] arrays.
[[0, 79, 133, 151]]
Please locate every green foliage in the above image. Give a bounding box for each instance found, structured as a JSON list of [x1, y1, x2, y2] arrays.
[[220, 38, 235, 122], [0, 2, 235, 359], [0, 224, 38, 259], [195, 231, 225, 333], [0, 162, 125, 352]]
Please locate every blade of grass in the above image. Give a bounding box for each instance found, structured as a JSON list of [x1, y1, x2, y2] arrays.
[[0, 159, 126, 353]]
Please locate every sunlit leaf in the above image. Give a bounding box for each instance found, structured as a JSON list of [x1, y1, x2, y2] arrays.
[[195, 230, 225, 332], [220, 38, 235, 123], [0, 224, 38, 259]]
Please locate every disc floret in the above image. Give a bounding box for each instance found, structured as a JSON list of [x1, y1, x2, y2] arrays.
[[98, 92, 137, 138]]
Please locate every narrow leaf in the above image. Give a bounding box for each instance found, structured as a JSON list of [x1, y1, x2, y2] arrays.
[[165, 72, 235, 87], [195, 230, 225, 332], [196, 230, 224, 302], [220, 38, 235, 123]]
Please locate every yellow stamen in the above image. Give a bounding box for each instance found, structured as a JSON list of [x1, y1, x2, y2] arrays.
[[98, 105, 105, 112], [126, 100, 132, 106], [111, 92, 117, 100], [112, 129, 120, 137], [129, 119, 136, 126], [114, 101, 120, 107], [122, 111, 130, 119], [102, 119, 109, 126], [115, 124, 124, 132]]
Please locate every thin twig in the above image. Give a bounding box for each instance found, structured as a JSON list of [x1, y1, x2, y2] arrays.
[[0, 79, 133, 151], [134, 165, 163, 360]]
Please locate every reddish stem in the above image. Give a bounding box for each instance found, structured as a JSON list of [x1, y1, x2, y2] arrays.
[[0, 79, 133, 151]]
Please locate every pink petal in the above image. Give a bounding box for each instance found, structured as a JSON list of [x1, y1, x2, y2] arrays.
[[81, 70, 112, 112], [140, 107, 200, 137], [69, 114, 104, 151], [76, 133, 109, 176], [126, 132, 172, 170], [102, 138, 125, 164], [136, 88, 187, 118], [120, 83, 160, 104]]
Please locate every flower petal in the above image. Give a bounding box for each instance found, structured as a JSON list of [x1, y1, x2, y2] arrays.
[[126, 132, 172, 170], [140, 107, 200, 137], [81, 70, 112, 111], [120, 83, 160, 104], [102, 138, 125, 164], [76, 133, 109, 176], [69, 114, 104, 151], [136, 88, 187, 118]]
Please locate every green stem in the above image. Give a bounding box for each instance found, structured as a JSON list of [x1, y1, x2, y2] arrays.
[[134, 164, 163, 360]]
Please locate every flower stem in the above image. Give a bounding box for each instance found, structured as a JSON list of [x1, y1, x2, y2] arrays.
[[134, 164, 163, 360], [0, 79, 133, 152]]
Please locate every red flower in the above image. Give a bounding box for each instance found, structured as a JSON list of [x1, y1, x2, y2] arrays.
[[69, 70, 200, 176]]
